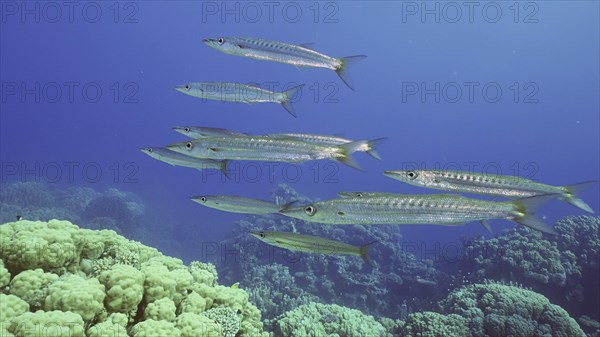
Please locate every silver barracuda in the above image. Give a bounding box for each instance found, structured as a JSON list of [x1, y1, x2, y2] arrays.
[[175, 82, 304, 117], [166, 135, 382, 169], [279, 194, 558, 235], [384, 170, 595, 213], [203, 37, 367, 90], [173, 126, 248, 139], [191, 195, 281, 214], [266, 133, 387, 160], [140, 147, 227, 176], [338, 192, 402, 198], [250, 230, 376, 266]]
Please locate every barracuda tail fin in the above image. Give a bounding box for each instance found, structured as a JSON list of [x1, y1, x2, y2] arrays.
[[280, 84, 305, 117], [359, 241, 377, 268], [513, 194, 559, 235], [564, 181, 596, 213], [365, 138, 388, 161], [337, 140, 368, 170], [336, 55, 367, 90]]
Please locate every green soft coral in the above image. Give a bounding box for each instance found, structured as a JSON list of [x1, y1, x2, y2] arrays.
[[271, 302, 386, 337], [397, 312, 470, 337], [0, 219, 269, 337], [144, 297, 176, 321], [441, 282, 585, 337], [0, 294, 29, 322], [9, 310, 85, 337], [1, 220, 79, 274], [98, 264, 145, 313], [0, 258, 10, 289], [44, 274, 106, 322], [176, 312, 222, 337], [9, 269, 58, 308], [131, 319, 181, 337]]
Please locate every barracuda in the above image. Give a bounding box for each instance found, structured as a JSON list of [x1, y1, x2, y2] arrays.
[[166, 135, 382, 169], [175, 82, 304, 117], [384, 170, 595, 213], [203, 37, 366, 90], [173, 126, 249, 139], [139, 147, 228, 176], [191, 195, 281, 214], [250, 230, 376, 266], [279, 194, 558, 235]]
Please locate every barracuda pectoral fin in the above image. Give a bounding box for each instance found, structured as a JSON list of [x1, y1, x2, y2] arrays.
[[513, 194, 559, 235], [220, 160, 230, 178], [480, 220, 493, 234], [208, 147, 220, 153], [336, 55, 367, 90]]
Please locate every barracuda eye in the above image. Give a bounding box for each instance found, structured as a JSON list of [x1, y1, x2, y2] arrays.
[[185, 84, 191, 90], [356, 192, 363, 197], [185, 142, 193, 150], [184, 127, 190, 133], [218, 38, 224, 45], [148, 148, 153, 152], [259, 232, 265, 238], [304, 206, 316, 216], [199, 197, 207, 202], [406, 171, 418, 180]]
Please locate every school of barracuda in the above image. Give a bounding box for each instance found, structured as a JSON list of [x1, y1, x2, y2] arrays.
[[142, 36, 595, 265]]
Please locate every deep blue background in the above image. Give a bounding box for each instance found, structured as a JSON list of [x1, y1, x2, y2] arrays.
[[1, 1, 598, 249]]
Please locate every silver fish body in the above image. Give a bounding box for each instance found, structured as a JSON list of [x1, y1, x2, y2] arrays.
[[173, 126, 248, 139], [265, 133, 386, 160], [140, 147, 227, 173], [203, 37, 367, 89], [280, 194, 557, 234], [384, 170, 595, 213], [166, 136, 367, 169], [250, 230, 375, 265], [191, 195, 280, 214], [175, 82, 303, 117]]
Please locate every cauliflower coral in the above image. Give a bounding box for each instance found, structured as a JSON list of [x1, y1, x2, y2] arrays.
[[0, 219, 269, 337]]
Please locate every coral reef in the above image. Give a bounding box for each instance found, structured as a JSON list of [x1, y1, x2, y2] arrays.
[[439, 282, 586, 337], [458, 215, 600, 320], [270, 302, 387, 337], [0, 219, 269, 337]]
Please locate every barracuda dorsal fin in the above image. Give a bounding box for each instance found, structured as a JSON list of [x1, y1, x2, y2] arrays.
[[299, 42, 316, 50]]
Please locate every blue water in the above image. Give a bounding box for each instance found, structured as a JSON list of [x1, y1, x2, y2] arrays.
[[1, 0, 599, 326]]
